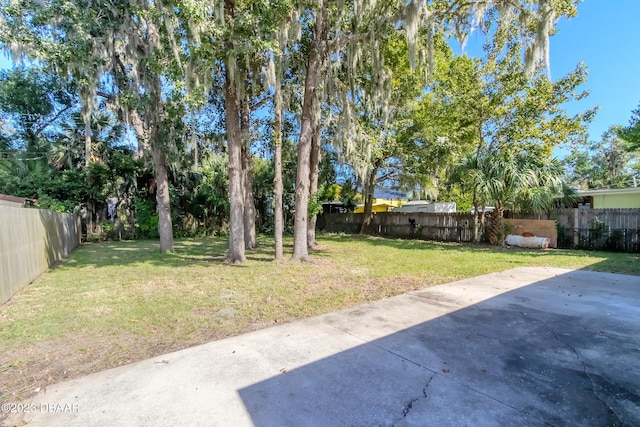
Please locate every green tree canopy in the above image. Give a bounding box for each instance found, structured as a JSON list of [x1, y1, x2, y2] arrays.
[[0, 67, 76, 152], [618, 103, 640, 152], [566, 126, 639, 189]]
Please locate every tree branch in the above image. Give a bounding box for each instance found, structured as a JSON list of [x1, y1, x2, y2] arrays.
[[96, 90, 115, 101], [250, 94, 273, 111], [32, 104, 74, 139]]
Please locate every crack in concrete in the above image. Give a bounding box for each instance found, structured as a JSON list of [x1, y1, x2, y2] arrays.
[[325, 321, 551, 426], [422, 374, 434, 399], [551, 329, 622, 424], [320, 323, 441, 426], [394, 375, 435, 426], [400, 397, 418, 418]]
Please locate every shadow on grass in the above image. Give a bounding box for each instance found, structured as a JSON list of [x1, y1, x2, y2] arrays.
[[55, 236, 297, 270]]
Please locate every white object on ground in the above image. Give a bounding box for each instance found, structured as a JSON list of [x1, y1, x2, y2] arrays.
[[505, 234, 549, 249]]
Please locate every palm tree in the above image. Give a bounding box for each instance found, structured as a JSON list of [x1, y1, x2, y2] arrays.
[[463, 148, 565, 245]]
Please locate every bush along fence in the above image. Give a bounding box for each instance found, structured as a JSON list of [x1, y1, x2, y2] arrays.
[[512, 208, 640, 253], [554, 209, 640, 252], [557, 227, 640, 252], [0, 206, 81, 304]]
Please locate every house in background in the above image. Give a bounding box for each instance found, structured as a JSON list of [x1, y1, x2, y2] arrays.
[[322, 201, 348, 214], [368, 188, 407, 208], [353, 188, 407, 213], [576, 188, 640, 209], [393, 200, 457, 213], [353, 202, 397, 213]]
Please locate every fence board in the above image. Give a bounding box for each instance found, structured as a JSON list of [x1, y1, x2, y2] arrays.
[[322, 208, 640, 253], [321, 212, 479, 243], [0, 206, 81, 304], [525, 208, 640, 231]]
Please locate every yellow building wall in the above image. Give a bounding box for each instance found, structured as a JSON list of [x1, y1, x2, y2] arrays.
[[373, 198, 404, 207], [354, 203, 395, 213], [593, 194, 640, 209], [353, 198, 405, 213]]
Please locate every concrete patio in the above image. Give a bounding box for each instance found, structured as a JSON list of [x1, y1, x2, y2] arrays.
[[5, 267, 639, 426]]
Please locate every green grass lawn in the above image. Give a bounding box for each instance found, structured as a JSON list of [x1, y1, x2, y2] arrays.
[[1, 233, 639, 402]]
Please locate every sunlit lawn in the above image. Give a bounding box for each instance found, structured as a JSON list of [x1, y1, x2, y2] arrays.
[[1, 233, 639, 402]]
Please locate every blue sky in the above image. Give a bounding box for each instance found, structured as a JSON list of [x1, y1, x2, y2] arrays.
[[457, 0, 640, 147], [2, 1, 637, 147], [548, 0, 640, 143]]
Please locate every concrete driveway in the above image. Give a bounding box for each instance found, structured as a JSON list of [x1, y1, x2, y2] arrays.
[[4, 267, 639, 427]]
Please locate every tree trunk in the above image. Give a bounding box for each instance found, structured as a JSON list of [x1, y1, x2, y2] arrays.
[[307, 124, 321, 249], [273, 76, 284, 261], [224, 6, 246, 264], [472, 210, 480, 243], [360, 164, 379, 234], [190, 108, 198, 169], [82, 96, 94, 238], [82, 100, 92, 168], [149, 72, 174, 253], [151, 143, 174, 253], [472, 186, 480, 242], [291, 0, 327, 261], [488, 207, 505, 245], [130, 110, 150, 159], [241, 95, 257, 250], [135, 17, 174, 254], [86, 200, 95, 239], [129, 108, 153, 243]]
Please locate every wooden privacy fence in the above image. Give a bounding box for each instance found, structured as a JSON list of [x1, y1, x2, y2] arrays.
[[553, 208, 640, 230], [320, 212, 557, 246], [319, 212, 480, 242], [0, 206, 81, 304], [320, 208, 640, 252], [556, 209, 640, 252]]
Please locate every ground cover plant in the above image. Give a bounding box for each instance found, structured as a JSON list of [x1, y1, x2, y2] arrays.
[[1, 234, 639, 406]]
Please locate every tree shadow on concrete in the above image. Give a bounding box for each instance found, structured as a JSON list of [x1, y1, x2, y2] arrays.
[[237, 269, 640, 426]]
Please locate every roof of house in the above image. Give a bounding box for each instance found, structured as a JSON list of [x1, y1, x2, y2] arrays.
[[576, 187, 640, 197], [402, 200, 431, 206], [355, 203, 397, 208]]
